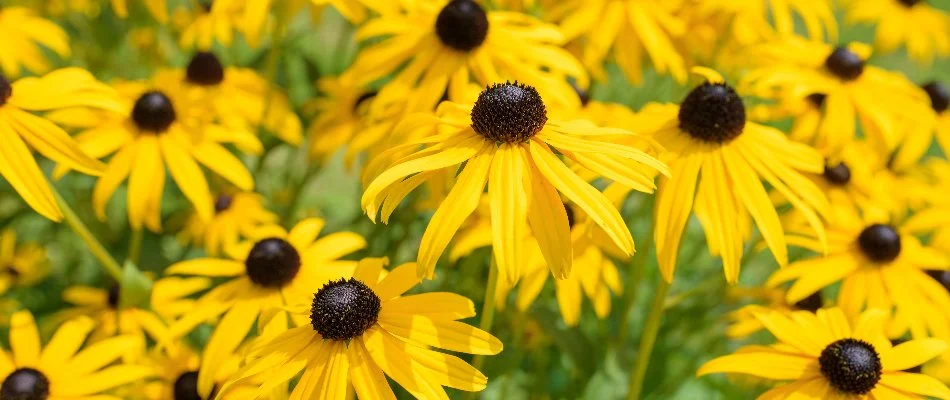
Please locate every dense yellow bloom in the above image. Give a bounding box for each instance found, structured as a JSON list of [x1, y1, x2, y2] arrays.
[[49, 284, 174, 349], [362, 82, 667, 284], [771, 204, 950, 339], [349, 0, 588, 114], [0, 311, 154, 399], [688, 0, 837, 46], [0, 7, 70, 77], [699, 308, 950, 399], [0, 230, 47, 295], [165, 218, 364, 397], [638, 67, 828, 283], [177, 1, 243, 50], [0, 69, 120, 221], [70, 71, 256, 232], [843, 0, 950, 64], [179, 192, 279, 256], [891, 81, 950, 169], [134, 342, 260, 399], [218, 258, 502, 399]]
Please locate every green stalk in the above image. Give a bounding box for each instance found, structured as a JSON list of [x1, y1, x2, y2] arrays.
[[468, 257, 500, 400], [625, 278, 672, 400], [51, 187, 123, 281], [128, 227, 143, 266], [616, 197, 655, 342]]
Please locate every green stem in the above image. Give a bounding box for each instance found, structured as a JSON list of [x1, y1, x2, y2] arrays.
[[616, 197, 655, 342], [471, 258, 499, 381], [626, 278, 672, 400], [128, 228, 143, 266], [51, 188, 123, 281]]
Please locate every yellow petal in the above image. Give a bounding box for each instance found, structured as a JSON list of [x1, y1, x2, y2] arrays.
[[348, 339, 397, 400], [9, 311, 40, 367], [881, 339, 949, 372], [489, 144, 528, 285], [377, 314, 502, 355], [879, 372, 950, 400], [165, 258, 246, 277], [696, 351, 818, 380]]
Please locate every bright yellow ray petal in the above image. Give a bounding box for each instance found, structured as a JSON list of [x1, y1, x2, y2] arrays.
[[489, 144, 528, 285], [348, 339, 397, 400], [654, 150, 703, 282], [9, 311, 41, 367], [0, 117, 61, 221], [199, 300, 261, 395], [879, 372, 950, 399], [377, 314, 502, 355], [375, 263, 421, 301], [381, 293, 476, 320], [39, 317, 94, 373], [696, 350, 818, 380], [7, 109, 105, 176], [160, 133, 213, 222], [880, 339, 949, 372]]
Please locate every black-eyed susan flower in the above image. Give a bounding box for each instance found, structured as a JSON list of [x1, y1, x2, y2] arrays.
[[891, 81, 950, 170], [50, 284, 173, 346], [0, 311, 154, 399], [544, 0, 686, 84], [362, 81, 668, 284], [166, 218, 365, 397], [0, 7, 69, 77], [134, 342, 259, 399], [0, 229, 48, 295], [180, 52, 302, 149], [111, 0, 168, 22], [349, 0, 588, 114], [843, 0, 950, 64], [797, 141, 896, 214], [176, 1, 243, 50], [741, 39, 930, 155], [0, 68, 121, 221], [770, 204, 950, 339], [70, 71, 256, 232], [637, 67, 828, 283], [179, 192, 279, 256], [725, 287, 823, 339], [217, 258, 503, 399], [699, 308, 950, 399], [688, 0, 837, 46]]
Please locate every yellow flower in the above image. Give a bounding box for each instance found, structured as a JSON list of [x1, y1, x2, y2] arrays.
[[891, 81, 950, 170], [134, 342, 260, 399], [179, 192, 279, 256], [362, 82, 667, 284], [349, 0, 588, 114], [687, 0, 837, 46], [217, 258, 503, 399], [0, 311, 154, 399], [179, 52, 302, 149], [699, 308, 950, 399], [741, 39, 929, 155], [0, 230, 47, 295], [544, 0, 687, 84], [178, 1, 243, 50], [797, 141, 897, 214], [0, 68, 120, 221], [0, 7, 70, 77], [843, 0, 950, 64], [638, 67, 828, 283], [770, 204, 950, 339], [111, 0, 168, 22], [165, 218, 365, 397], [725, 286, 823, 339], [49, 284, 174, 348], [71, 71, 256, 232]]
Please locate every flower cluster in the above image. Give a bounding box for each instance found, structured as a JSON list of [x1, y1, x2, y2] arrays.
[[0, 0, 949, 399]]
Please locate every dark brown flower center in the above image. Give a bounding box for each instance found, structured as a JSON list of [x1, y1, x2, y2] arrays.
[[806, 93, 827, 109], [819, 338, 882, 395], [1, 368, 50, 400], [213, 194, 233, 214], [471, 82, 547, 144], [898, 0, 921, 7], [244, 238, 301, 288], [823, 162, 851, 186], [678, 82, 746, 143], [310, 278, 381, 341], [435, 0, 489, 52], [858, 224, 901, 263], [186, 52, 224, 86], [922, 82, 948, 113], [132, 91, 176, 133], [0, 74, 11, 107], [825, 47, 865, 81]]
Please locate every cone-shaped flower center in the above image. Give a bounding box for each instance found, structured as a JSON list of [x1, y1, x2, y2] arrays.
[[806, 93, 827, 109], [310, 278, 381, 341], [858, 224, 901, 263], [823, 162, 851, 186], [1, 368, 50, 400], [435, 0, 489, 52], [213, 194, 233, 214], [0, 74, 11, 107], [186, 52, 224, 86], [471, 82, 547, 144], [678, 82, 746, 143], [819, 338, 882, 395], [825, 47, 865, 81], [107, 284, 120, 309], [244, 238, 301, 288], [792, 292, 823, 312], [923, 82, 948, 113], [173, 371, 202, 400], [132, 91, 176, 133]]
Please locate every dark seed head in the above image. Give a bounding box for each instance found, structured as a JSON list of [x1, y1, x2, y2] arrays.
[[819, 338, 882, 395], [678, 82, 746, 143], [435, 0, 489, 52], [213, 194, 233, 214], [792, 291, 823, 313], [244, 238, 301, 288], [132, 91, 176, 133], [564, 204, 576, 229], [825, 47, 865, 81], [922, 82, 948, 113], [806, 93, 827, 109], [858, 224, 901, 263], [173, 371, 201, 400], [823, 162, 851, 186], [310, 278, 381, 341], [0, 74, 11, 107], [898, 0, 921, 7], [186, 52, 224, 86], [471, 82, 547, 144], [1, 368, 50, 400], [107, 284, 120, 309]]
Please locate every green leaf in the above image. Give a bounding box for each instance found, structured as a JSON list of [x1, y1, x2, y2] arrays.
[[119, 261, 153, 309]]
